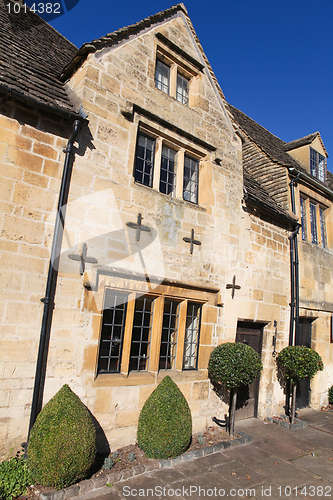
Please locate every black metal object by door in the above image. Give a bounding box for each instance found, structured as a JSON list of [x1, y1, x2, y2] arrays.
[[295, 318, 312, 409], [235, 322, 263, 420]]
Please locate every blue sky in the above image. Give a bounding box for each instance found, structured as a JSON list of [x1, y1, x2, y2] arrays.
[[50, 0, 333, 171]]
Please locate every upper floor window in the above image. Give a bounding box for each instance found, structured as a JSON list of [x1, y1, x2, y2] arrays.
[[176, 74, 189, 105], [300, 195, 327, 248], [154, 58, 191, 106], [97, 290, 202, 375], [310, 147, 326, 183], [134, 130, 202, 205], [155, 60, 170, 95]]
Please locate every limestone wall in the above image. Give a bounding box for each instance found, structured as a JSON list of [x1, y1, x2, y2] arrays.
[[0, 12, 294, 456]]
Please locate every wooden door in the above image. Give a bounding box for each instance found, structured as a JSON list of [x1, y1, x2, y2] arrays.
[[295, 318, 312, 409], [235, 322, 263, 420]]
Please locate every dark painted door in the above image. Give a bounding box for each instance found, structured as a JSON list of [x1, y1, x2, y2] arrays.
[[295, 318, 312, 409], [235, 322, 263, 420]]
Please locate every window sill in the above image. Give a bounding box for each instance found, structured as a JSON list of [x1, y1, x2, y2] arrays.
[[133, 181, 206, 212], [93, 369, 208, 387]]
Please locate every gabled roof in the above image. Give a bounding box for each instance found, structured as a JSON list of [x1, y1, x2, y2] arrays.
[[0, 0, 78, 115], [60, 4, 189, 82], [284, 132, 328, 157]]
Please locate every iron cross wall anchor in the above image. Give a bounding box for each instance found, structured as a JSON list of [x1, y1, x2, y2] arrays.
[[226, 275, 241, 299], [126, 213, 151, 242], [183, 228, 201, 255], [68, 242, 98, 275]]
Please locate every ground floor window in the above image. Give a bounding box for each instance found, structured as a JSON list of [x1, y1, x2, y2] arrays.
[[97, 290, 202, 375]]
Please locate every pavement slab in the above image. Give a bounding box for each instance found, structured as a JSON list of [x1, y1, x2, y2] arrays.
[[62, 410, 333, 500], [291, 453, 333, 482], [210, 460, 264, 488], [223, 444, 271, 465]]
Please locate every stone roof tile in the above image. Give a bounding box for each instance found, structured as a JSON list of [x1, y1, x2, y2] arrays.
[[0, 0, 78, 113]]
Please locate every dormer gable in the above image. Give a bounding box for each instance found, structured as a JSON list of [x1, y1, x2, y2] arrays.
[[284, 132, 328, 183]]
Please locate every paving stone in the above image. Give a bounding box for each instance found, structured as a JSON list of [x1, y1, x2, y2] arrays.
[[192, 451, 232, 468], [249, 455, 319, 486], [254, 435, 305, 460], [224, 444, 270, 465], [292, 454, 333, 482], [150, 467, 186, 484], [173, 458, 209, 477], [211, 460, 264, 489]]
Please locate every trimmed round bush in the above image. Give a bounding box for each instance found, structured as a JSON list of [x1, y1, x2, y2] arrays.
[[137, 376, 192, 459], [28, 384, 96, 489], [329, 385, 333, 405], [208, 342, 263, 388], [276, 346, 324, 384]]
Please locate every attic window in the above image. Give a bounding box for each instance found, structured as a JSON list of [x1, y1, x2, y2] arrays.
[[154, 35, 201, 107], [310, 147, 326, 183]]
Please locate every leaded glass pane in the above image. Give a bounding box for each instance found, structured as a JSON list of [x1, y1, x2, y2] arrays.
[[183, 155, 199, 204], [160, 146, 176, 195], [310, 202, 318, 245], [176, 74, 189, 105], [98, 292, 127, 374], [183, 302, 201, 370], [134, 133, 155, 187], [320, 207, 327, 248], [155, 60, 170, 94], [300, 197, 307, 241], [159, 300, 179, 370], [129, 297, 153, 372]]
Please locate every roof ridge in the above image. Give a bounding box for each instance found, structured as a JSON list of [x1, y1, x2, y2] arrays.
[[60, 3, 188, 81]]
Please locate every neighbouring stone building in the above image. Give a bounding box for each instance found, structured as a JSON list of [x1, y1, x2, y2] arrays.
[[0, 1, 332, 457]]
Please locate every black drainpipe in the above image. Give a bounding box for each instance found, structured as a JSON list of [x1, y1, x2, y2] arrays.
[[288, 171, 301, 346], [26, 119, 82, 441]]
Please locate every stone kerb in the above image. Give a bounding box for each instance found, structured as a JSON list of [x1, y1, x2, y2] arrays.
[[39, 431, 253, 500]]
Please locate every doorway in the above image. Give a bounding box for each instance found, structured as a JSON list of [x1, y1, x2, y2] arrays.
[[295, 318, 313, 409], [235, 321, 263, 420]]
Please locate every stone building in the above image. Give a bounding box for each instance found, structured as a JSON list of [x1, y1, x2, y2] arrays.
[[0, 1, 331, 456]]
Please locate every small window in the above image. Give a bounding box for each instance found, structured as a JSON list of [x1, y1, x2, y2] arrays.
[[135, 133, 155, 187], [159, 299, 179, 370], [331, 316, 333, 344], [183, 155, 199, 204], [129, 296, 154, 372], [176, 74, 189, 105], [160, 146, 176, 196], [320, 207, 327, 248], [183, 302, 201, 370], [155, 60, 170, 94], [310, 147, 326, 183], [300, 197, 307, 241]]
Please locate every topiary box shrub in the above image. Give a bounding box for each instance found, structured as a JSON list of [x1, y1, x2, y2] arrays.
[[208, 342, 263, 436], [137, 376, 192, 459], [27, 384, 96, 489]]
